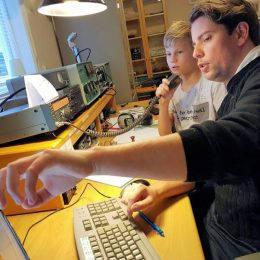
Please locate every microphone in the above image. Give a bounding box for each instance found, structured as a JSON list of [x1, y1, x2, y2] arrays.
[[67, 32, 77, 48], [66, 32, 81, 63]]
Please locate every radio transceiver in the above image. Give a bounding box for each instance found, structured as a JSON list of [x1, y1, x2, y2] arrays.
[[94, 62, 113, 93], [0, 96, 70, 145], [66, 61, 102, 106], [5, 68, 85, 120]]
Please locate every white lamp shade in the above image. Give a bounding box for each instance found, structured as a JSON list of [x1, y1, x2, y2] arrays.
[[8, 58, 26, 77], [38, 0, 107, 17]]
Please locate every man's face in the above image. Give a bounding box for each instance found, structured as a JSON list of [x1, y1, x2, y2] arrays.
[[191, 16, 239, 85], [165, 38, 198, 77]]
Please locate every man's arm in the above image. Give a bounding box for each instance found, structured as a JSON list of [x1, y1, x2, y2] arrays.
[[0, 133, 187, 209], [92, 133, 187, 180]]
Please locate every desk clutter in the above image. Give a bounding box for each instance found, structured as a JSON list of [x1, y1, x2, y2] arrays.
[[2, 98, 205, 259], [0, 61, 113, 145]]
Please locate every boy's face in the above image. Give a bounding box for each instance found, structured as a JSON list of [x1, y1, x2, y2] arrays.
[[191, 16, 240, 85], [165, 38, 198, 77]]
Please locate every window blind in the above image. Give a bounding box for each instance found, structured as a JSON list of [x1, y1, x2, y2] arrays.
[[0, 0, 19, 98]]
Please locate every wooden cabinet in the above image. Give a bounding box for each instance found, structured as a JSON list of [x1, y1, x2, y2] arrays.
[[118, 0, 170, 99]]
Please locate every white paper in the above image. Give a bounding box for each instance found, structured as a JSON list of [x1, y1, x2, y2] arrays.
[[114, 123, 159, 144], [24, 74, 59, 107], [86, 175, 133, 187]]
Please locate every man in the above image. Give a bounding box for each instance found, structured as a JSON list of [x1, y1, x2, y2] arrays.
[[0, 1, 259, 259]]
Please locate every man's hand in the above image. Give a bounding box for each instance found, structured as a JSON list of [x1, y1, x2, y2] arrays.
[[0, 149, 91, 209], [121, 184, 158, 217], [121, 181, 195, 218]]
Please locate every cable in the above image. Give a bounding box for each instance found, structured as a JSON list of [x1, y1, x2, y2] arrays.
[[22, 181, 112, 246], [22, 183, 88, 245], [75, 48, 91, 62], [107, 119, 119, 130], [56, 95, 159, 138], [0, 87, 25, 112], [87, 182, 111, 199]]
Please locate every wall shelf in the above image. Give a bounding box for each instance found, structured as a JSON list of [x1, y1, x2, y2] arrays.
[[119, 0, 169, 100]]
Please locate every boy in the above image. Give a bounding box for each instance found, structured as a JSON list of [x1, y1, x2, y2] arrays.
[[156, 20, 226, 135]]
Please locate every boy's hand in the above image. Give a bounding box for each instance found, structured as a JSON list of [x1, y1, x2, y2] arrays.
[[156, 78, 176, 104]]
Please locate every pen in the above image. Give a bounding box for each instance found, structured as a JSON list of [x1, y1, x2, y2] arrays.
[[138, 211, 165, 237]]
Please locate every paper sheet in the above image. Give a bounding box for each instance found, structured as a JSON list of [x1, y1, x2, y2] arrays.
[[24, 74, 59, 107], [113, 122, 159, 144]]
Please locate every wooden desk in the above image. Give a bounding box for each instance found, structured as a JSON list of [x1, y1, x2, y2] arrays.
[[0, 89, 116, 215], [8, 179, 205, 260]]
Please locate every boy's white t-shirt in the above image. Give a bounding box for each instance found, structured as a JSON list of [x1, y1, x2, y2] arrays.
[[169, 76, 227, 131]]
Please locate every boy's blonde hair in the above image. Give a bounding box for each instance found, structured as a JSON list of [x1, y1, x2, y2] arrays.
[[163, 21, 192, 48]]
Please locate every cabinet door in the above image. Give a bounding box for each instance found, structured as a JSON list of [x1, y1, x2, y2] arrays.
[[119, 0, 171, 100], [121, 0, 148, 84], [141, 0, 170, 81]]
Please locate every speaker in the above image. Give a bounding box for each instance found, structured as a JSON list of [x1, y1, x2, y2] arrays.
[[117, 112, 153, 129], [117, 113, 135, 129]]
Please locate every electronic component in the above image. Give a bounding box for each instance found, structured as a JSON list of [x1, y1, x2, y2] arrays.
[[58, 84, 85, 120], [62, 187, 77, 205], [73, 121, 97, 150], [66, 61, 102, 106], [0, 96, 70, 145], [41, 68, 85, 120], [94, 62, 113, 93], [4, 68, 85, 120]]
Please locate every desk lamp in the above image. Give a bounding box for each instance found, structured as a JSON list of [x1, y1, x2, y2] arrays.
[[38, 0, 107, 17], [38, 1, 107, 64]]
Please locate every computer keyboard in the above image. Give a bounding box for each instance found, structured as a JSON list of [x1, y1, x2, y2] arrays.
[[73, 198, 160, 260]]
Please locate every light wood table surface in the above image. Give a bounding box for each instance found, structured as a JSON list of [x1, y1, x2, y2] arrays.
[[8, 179, 205, 260]]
